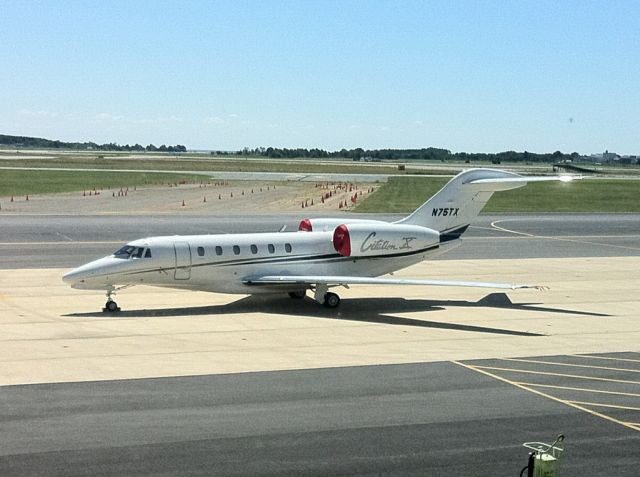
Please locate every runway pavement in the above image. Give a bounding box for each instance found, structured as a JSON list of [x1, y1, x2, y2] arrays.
[[1, 213, 638, 476], [1, 213, 639, 268]]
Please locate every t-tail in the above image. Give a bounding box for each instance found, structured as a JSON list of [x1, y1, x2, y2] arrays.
[[395, 168, 575, 240]]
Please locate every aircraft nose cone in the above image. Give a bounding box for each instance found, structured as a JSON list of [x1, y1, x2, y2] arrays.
[[62, 256, 113, 287], [63, 268, 84, 286]]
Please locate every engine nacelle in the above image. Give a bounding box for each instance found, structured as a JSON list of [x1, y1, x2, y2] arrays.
[[299, 217, 388, 232], [333, 223, 439, 257]]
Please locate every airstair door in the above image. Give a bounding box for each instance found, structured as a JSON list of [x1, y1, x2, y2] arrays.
[[174, 242, 192, 280]]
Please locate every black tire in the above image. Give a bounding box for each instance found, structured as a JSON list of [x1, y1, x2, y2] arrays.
[[323, 292, 340, 308], [288, 290, 306, 299], [105, 300, 119, 312]]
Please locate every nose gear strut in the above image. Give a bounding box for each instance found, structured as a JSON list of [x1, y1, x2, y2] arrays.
[[102, 285, 132, 313]]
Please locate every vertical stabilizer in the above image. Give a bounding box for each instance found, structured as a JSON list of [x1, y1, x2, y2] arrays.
[[395, 169, 528, 234]]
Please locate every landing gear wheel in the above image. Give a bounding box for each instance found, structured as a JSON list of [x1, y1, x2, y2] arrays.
[[103, 288, 121, 313], [323, 292, 340, 308], [103, 300, 120, 313], [288, 290, 306, 299]]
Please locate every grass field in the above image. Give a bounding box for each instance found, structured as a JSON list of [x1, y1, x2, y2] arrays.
[[0, 157, 414, 175], [0, 169, 208, 196], [2, 165, 639, 213], [354, 176, 640, 213]]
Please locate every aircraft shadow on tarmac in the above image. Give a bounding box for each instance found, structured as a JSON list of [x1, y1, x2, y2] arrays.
[[66, 293, 610, 337]]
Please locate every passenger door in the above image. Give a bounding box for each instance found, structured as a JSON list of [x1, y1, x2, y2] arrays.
[[174, 242, 192, 280]]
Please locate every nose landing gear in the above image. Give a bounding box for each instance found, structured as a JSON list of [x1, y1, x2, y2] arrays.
[[103, 288, 121, 313], [103, 299, 120, 313]]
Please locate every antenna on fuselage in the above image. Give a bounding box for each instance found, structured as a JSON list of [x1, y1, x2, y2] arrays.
[[278, 225, 287, 232]]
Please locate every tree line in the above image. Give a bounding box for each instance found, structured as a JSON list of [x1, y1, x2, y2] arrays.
[[215, 147, 584, 163], [0, 134, 186, 153], [2, 133, 588, 163]]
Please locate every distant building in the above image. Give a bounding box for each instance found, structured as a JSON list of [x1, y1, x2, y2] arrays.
[[620, 155, 638, 165], [588, 150, 620, 163]]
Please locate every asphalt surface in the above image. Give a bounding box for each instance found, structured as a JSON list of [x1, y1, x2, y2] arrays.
[[1, 213, 638, 476], [1, 354, 638, 476], [1, 213, 639, 268]]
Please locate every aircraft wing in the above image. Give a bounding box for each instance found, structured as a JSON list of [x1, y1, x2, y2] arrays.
[[243, 275, 543, 290]]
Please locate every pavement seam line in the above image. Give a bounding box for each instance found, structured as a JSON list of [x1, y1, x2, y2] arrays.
[[452, 361, 640, 433]]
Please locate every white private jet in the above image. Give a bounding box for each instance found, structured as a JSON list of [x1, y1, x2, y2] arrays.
[[63, 168, 576, 312]]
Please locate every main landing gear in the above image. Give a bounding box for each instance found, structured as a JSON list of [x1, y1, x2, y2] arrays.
[[322, 292, 340, 308], [313, 284, 341, 308], [287, 286, 341, 308], [103, 289, 121, 313]]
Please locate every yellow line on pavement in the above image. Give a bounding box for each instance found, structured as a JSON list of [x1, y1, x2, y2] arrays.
[[490, 221, 640, 252], [453, 361, 639, 433], [512, 382, 640, 398], [502, 357, 640, 374], [472, 365, 640, 385], [569, 401, 640, 412], [489, 221, 536, 237], [571, 354, 640, 364]]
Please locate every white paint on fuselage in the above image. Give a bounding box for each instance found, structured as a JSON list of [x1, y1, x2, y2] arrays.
[[63, 231, 458, 295]]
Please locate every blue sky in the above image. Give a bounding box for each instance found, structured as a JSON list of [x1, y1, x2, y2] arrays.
[[1, 0, 638, 154]]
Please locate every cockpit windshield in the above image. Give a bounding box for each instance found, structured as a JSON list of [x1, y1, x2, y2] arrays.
[[113, 245, 151, 259]]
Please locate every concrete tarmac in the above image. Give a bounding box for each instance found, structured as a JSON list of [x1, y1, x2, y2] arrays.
[[1, 255, 639, 385], [1, 213, 638, 476]]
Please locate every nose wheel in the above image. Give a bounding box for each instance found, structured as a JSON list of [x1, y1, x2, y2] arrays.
[[103, 299, 120, 313], [103, 289, 121, 313]]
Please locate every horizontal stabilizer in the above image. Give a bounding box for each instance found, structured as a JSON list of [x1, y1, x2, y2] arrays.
[[467, 175, 579, 185]]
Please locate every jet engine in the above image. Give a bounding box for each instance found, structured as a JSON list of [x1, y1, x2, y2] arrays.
[[299, 217, 388, 232], [332, 223, 439, 257]]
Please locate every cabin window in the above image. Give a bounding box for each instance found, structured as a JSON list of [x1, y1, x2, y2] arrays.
[[250, 244, 258, 254], [215, 246, 223, 256], [144, 249, 152, 258], [233, 245, 240, 255], [268, 244, 275, 254], [285, 243, 292, 253], [197, 246, 205, 257]]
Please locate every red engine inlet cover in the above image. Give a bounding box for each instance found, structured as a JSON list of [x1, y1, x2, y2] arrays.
[[298, 218, 313, 232], [333, 224, 351, 256]]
